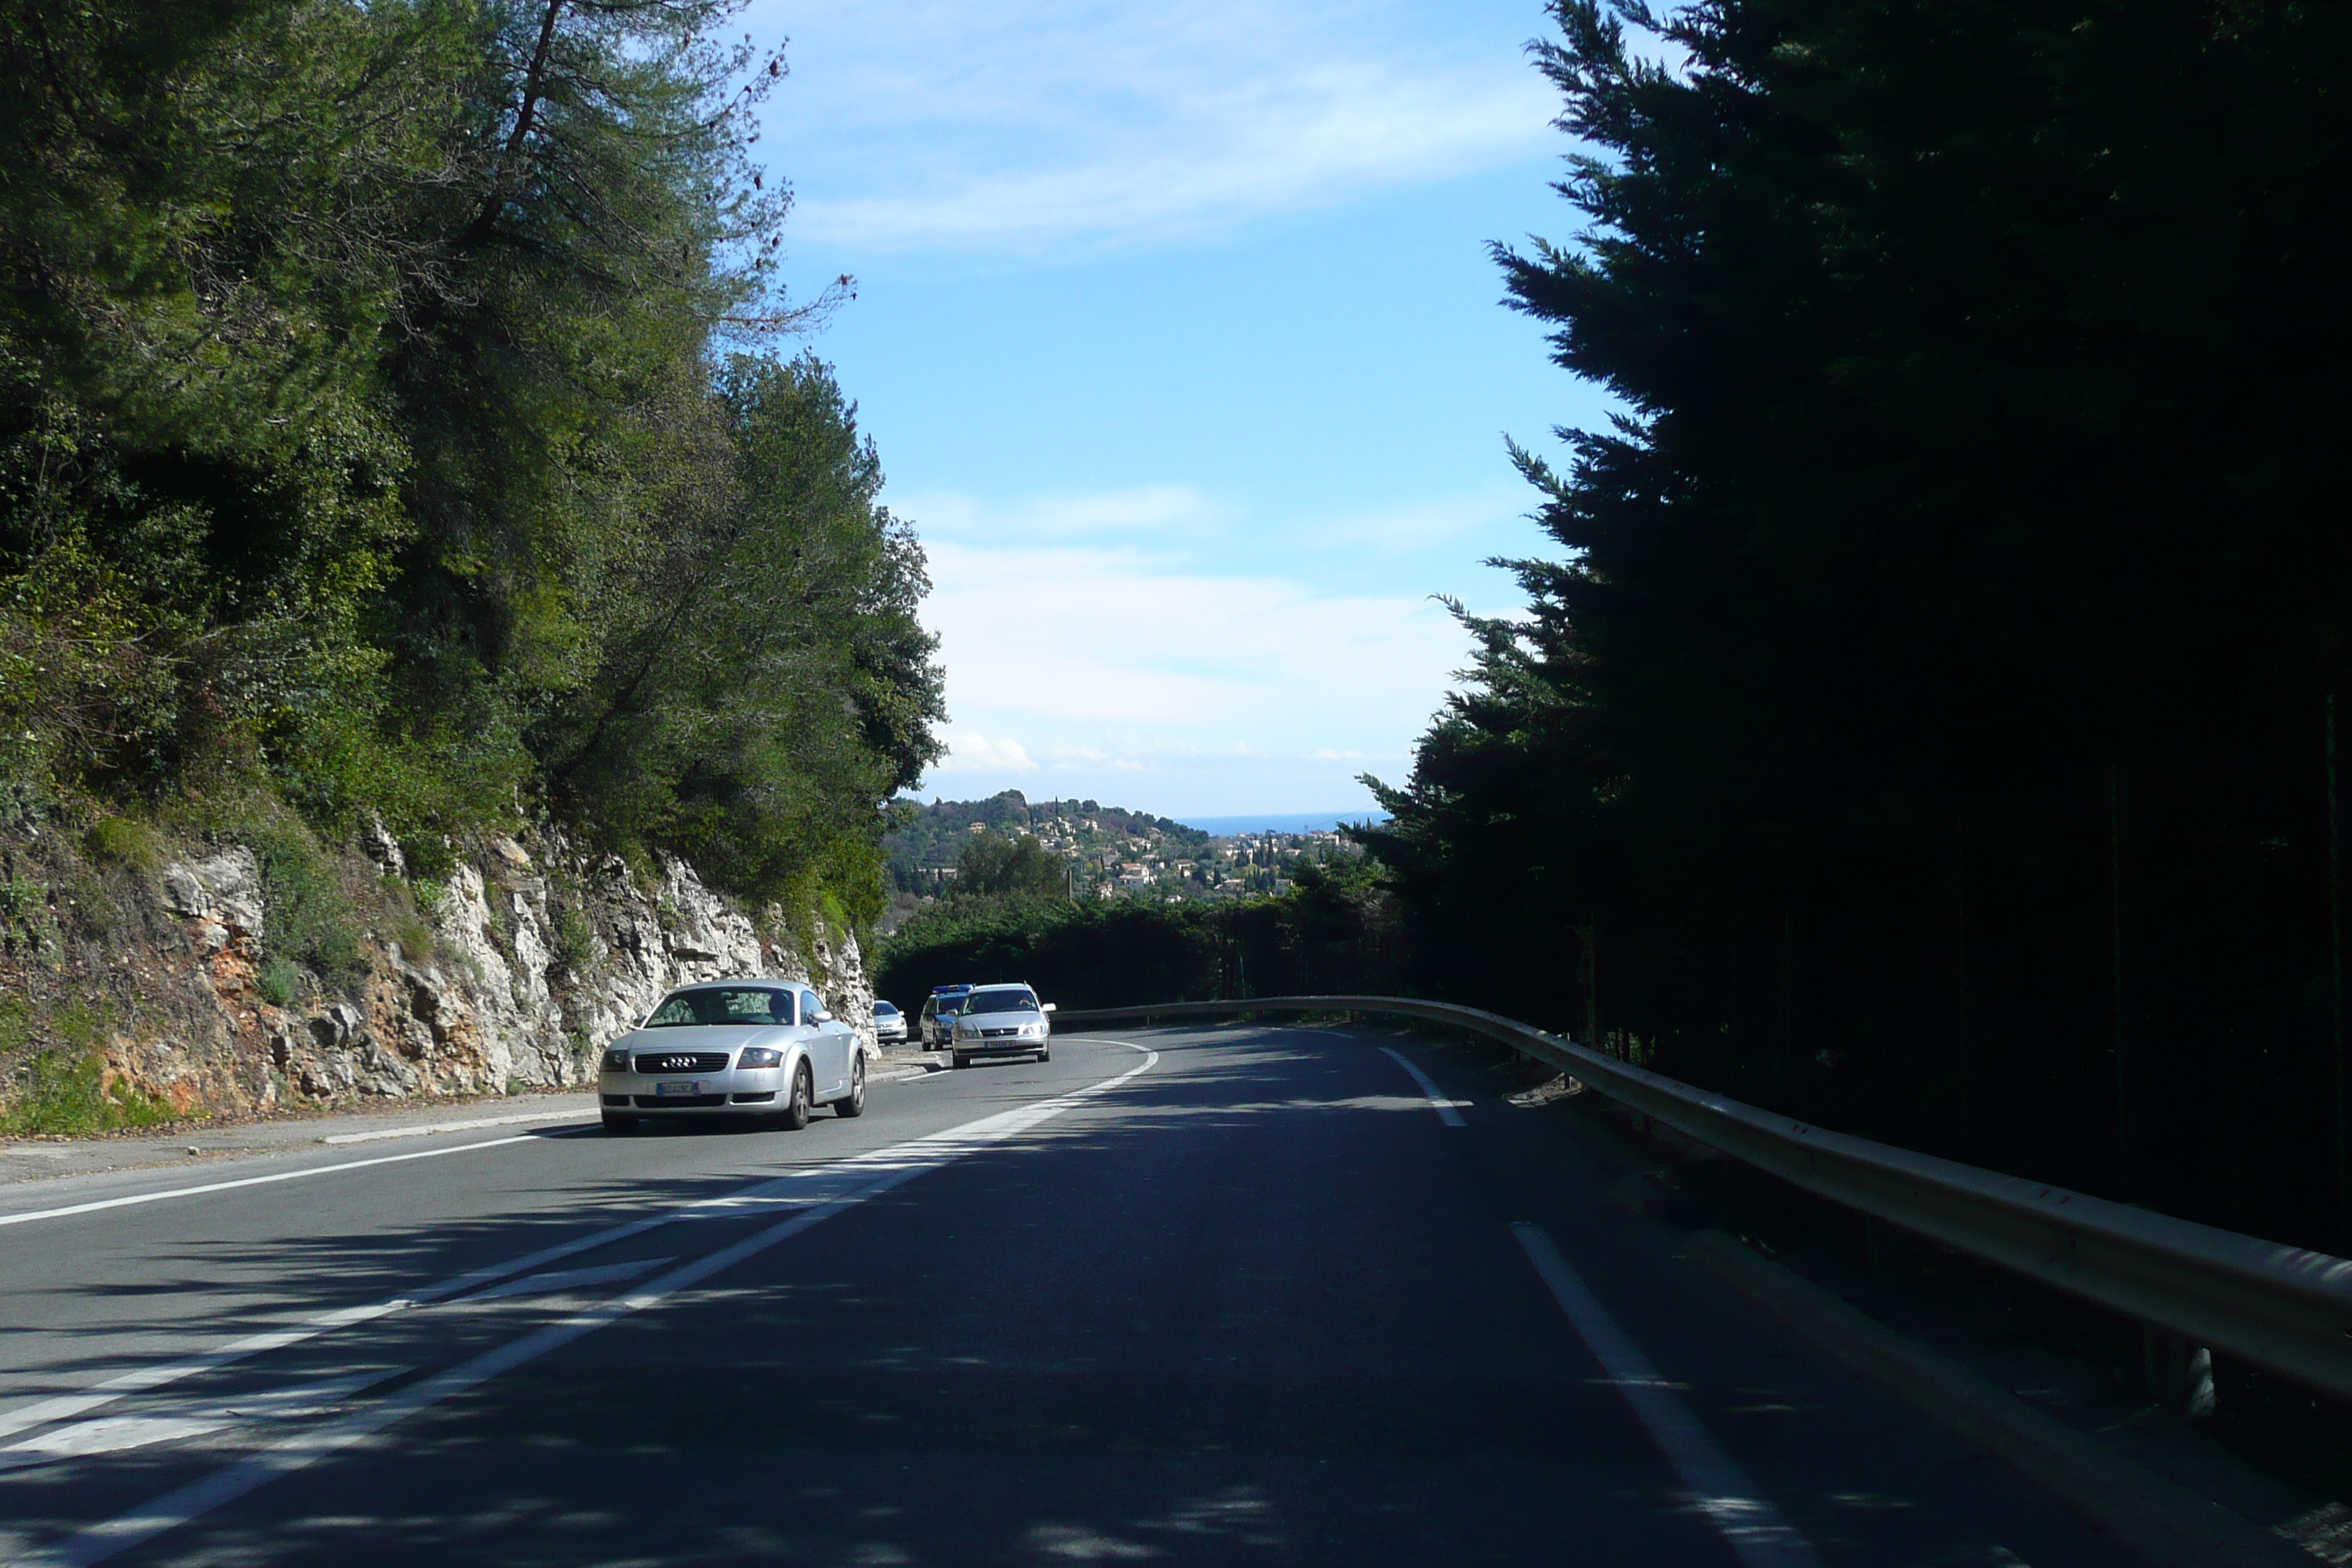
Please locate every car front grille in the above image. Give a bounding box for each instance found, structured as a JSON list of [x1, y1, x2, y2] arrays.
[[979, 1026, 1025, 1039], [633, 1093, 728, 1109], [633, 1052, 732, 1074]]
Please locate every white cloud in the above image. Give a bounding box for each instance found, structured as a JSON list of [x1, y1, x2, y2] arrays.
[[908, 488, 1479, 810], [935, 728, 1040, 773], [926, 538, 1467, 732], [753, 0, 1556, 252], [908, 486, 1222, 546]]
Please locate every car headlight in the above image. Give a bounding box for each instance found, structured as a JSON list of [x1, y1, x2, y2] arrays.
[[1020, 1022, 1043, 1037], [738, 1047, 784, 1069], [600, 1047, 631, 1071]]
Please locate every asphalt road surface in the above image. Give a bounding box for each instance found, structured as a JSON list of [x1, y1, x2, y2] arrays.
[[0, 1026, 2147, 1567]]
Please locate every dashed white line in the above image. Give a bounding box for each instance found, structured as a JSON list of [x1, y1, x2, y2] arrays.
[[1513, 1222, 1820, 1567]]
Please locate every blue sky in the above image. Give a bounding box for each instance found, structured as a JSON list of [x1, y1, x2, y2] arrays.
[[741, 0, 1611, 816]]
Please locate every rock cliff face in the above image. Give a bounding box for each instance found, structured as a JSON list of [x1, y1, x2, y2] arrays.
[[0, 823, 875, 1120]]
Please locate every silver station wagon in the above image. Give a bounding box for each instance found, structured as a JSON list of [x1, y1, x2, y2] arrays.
[[948, 981, 1056, 1068], [599, 980, 863, 1134]]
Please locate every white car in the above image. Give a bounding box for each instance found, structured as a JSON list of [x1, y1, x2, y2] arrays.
[[600, 980, 863, 1134], [949, 983, 1057, 1068], [872, 999, 908, 1044]]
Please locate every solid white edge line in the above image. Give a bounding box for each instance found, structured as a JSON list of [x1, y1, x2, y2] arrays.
[[1376, 1045, 1468, 1126], [0, 1136, 543, 1229], [1512, 1222, 1820, 1568], [7, 1040, 1161, 1567]]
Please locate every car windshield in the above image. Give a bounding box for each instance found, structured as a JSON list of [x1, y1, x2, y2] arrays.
[[963, 989, 1038, 1015], [644, 987, 791, 1028], [932, 994, 967, 1014], [874, 1002, 899, 1017]]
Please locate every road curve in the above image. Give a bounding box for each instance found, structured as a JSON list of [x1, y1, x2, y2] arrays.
[[0, 1026, 2145, 1566]]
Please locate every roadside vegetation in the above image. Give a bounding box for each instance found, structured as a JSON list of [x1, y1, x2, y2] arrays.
[[0, 0, 941, 919], [875, 855, 1406, 1012], [0, 0, 943, 1126], [1361, 1, 2352, 1255]]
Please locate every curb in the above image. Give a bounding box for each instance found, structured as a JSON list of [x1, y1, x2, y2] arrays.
[[317, 1107, 598, 1145], [1685, 1228, 2311, 1568]]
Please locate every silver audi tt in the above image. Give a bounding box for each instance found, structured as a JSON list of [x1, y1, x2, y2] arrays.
[[599, 979, 864, 1134]]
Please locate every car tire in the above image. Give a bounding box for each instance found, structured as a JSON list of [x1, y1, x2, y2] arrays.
[[950, 1052, 968, 1070], [836, 1055, 866, 1117], [1037, 1046, 1051, 1063], [602, 1112, 638, 1135], [779, 1061, 813, 1131]]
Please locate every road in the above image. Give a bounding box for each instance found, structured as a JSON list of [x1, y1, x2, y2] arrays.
[[0, 1025, 2145, 1567]]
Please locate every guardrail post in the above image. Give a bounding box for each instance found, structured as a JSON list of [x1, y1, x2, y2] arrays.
[[2141, 1326, 2216, 1419]]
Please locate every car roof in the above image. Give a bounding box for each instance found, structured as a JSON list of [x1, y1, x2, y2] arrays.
[[969, 982, 1035, 994], [663, 978, 798, 992]]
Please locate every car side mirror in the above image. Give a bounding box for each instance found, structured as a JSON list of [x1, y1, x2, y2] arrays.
[[1041, 1002, 1057, 1013], [814, 1009, 834, 1024]]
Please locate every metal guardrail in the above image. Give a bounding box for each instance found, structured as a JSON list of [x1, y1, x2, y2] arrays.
[[1054, 995, 2352, 1401]]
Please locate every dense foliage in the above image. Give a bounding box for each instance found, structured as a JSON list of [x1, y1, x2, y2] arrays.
[[0, 0, 940, 918], [875, 858, 1403, 1012], [1366, 0, 2352, 1246], [954, 832, 1069, 902]]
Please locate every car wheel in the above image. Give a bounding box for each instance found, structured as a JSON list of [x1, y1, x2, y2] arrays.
[[780, 1061, 813, 1131], [950, 1052, 968, 1070], [836, 1055, 866, 1117], [1037, 1046, 1051, 1063], [602, 1112, 638, 1135]]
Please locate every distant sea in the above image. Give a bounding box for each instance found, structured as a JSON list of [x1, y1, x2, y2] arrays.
[[1178, 811, 1389, 837]]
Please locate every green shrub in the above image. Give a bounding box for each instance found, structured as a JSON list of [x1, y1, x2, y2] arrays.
[[184, 794, 367, 984], [84, 815, 161, 873], [392, 914, 434, 964], [0, 1001, 176, 1135], [552, 900, 597, 973], [0, 876, 57, 957], [0, 876, 45, 923], [256, 956, 300, 1007]]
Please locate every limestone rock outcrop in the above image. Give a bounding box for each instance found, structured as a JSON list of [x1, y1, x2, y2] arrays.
[[93, 832, 877, 1112]]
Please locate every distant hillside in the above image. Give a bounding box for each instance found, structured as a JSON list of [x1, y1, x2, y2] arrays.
[[884, 792, 1210, 890]]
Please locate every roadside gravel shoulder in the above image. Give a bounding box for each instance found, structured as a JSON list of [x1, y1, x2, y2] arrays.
[[0, 1090, 606, 1188], [0, 1049, 949, 1189]]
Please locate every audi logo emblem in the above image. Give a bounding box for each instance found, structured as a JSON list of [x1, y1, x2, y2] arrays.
[[662, 1057, 694, 1069]]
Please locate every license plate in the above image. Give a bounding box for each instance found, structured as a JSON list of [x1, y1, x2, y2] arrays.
[[654, 1080, 701, 1097]]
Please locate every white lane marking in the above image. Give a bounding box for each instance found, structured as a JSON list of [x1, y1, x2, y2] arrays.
[[318, 1109, 592, 1145], [1377, 1046, 1467, 1126], [18, 1041, 1161, 1568], [457, 1257, 674, 1303], [1512, 1223, 1820, 1567], [0, 1370, 404, 1474], [0, 1041, 1077, 1431], [0, 1055, 1081, 1439], [0, 1207, 681, 1443], [0, 1136, 542, 1229]]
